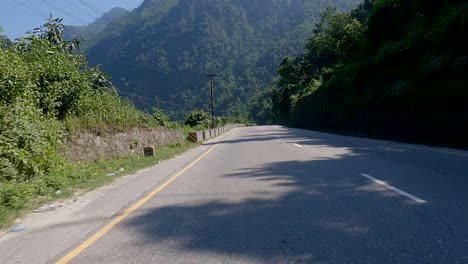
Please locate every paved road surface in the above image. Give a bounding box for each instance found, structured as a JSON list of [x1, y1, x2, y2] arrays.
[[1, 126, 468, 263]]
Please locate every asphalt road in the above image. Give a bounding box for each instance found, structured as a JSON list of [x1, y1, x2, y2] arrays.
[[2, 126, 468, 263]]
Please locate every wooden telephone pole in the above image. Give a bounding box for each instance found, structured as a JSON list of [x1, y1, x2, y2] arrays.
[[206, 74, 217, 128]]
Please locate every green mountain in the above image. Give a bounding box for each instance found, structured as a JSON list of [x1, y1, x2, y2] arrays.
[[65, 7, 128, 50], [85, 0, 361, 119]]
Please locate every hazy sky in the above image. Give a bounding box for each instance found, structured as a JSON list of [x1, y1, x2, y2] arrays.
[[1, 0, 144, 39]]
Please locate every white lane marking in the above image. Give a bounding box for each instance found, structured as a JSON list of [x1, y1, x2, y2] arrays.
[[293, 143, 303, 148], [360, 174, 427, 203]]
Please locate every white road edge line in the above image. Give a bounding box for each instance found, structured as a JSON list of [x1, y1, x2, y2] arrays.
[[360, 173, 427, 203], [293, 143, 303, 148]]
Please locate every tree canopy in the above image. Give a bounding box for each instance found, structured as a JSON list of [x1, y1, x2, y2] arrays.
[[271, 0, 468, 147]]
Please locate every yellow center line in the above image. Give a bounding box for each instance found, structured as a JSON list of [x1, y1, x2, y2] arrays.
[[56, 145, 218, 264]]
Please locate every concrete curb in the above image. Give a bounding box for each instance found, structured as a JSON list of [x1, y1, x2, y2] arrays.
[[189, 124, 244, 142]]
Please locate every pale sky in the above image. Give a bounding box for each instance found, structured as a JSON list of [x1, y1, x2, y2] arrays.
[[0, 0, 144, 39]]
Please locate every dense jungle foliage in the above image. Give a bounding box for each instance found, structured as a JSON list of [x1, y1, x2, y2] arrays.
[[81, 0, 361, 120], [272, 0, 468, 147]]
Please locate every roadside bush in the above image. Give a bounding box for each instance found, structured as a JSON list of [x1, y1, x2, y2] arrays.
[[184, 110, 210, 127], [10, 38, 90, 119], [0, 96, 65, 183], [152, 107, 171, 127], [65, 90, 159, 131], [0, 182, 36, 209], [220, 116, 254, 126]]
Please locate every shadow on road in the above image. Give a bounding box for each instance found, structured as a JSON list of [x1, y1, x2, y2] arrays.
[[120, 127, 468, 263]]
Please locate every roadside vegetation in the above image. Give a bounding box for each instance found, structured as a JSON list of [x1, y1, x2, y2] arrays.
[[184, 110, 253, 131], [0, 140, 197, 229], [0, 19, 236, 229], [268, 0, 468, 147]]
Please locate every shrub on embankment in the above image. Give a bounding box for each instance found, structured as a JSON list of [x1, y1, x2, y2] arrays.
[[0, 18, 183, 226]]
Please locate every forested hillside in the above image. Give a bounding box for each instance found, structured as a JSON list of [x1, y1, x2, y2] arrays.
[[64, 7, 128, 50], [272, 0, 468, 147], [84, 0, 361, 119]]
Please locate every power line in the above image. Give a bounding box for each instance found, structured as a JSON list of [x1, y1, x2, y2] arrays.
[[77, 0, 103, 15], [12, 0, 48, 19], [116, 90, 199, 111], [77, 0, 112, 23], [39, 0, 88, 25], [62, 0, 97, 21]]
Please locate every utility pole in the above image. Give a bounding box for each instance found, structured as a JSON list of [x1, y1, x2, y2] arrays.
[[205, 74, 217, 128]]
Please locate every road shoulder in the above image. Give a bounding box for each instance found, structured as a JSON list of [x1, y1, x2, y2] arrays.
[[0, 132, 233, 264]]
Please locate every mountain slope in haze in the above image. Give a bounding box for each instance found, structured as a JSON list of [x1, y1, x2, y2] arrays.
[[65, 7, 128, 50], [86, 0, 361, 119]]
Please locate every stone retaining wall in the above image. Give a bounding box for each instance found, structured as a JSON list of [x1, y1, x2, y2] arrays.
[[66, 128, 184, 162]]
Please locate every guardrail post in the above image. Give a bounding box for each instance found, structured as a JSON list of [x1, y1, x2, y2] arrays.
[[189, 131, 203, 142], [203, 130, 211, 140]]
